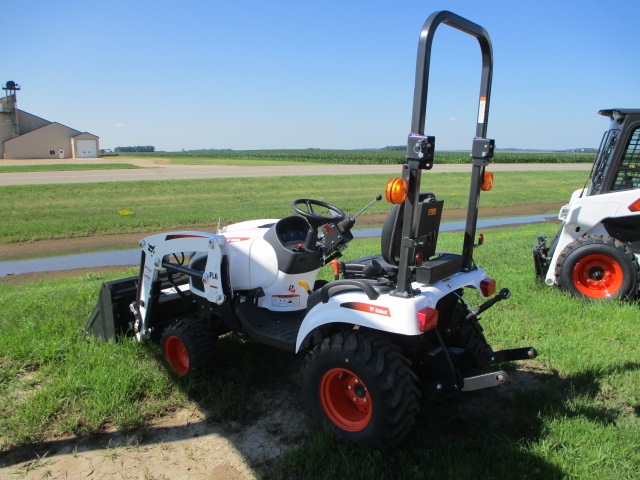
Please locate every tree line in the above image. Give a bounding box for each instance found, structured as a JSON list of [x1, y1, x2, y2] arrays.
[[114, 146, 155, 153]]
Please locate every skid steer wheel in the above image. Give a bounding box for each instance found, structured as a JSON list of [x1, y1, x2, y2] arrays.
[[556, 235, 640, 300], [301, 330, 420, 448], [160, 318, 216, 377]]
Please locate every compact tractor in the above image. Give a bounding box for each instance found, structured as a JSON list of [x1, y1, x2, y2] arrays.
[[87, 11, 536, 448], [534, 109, 640, 300]]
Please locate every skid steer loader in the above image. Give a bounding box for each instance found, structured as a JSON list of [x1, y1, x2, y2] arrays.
[[534, 109, 640, 300], [86, 11, 537, 448]]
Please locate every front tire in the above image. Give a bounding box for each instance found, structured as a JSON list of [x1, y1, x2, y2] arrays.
[[160, 318, 217, 377], [301, 330, 420, 448], [556, 235, 640, 300]]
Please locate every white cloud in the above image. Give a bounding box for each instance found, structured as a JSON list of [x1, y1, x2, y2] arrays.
[[112, 123, 124, 128], [449, 117, 458, 122]]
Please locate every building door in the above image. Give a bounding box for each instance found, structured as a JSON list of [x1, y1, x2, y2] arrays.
[[59, 149, 64, 159], [75, 140, 97, 158]]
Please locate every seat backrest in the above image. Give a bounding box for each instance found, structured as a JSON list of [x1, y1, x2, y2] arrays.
[[380, 203, 403, 266], [380, 193, 442, 266]]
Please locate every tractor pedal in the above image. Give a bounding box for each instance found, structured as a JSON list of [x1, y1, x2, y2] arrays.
[[461, 370, 508, 392]]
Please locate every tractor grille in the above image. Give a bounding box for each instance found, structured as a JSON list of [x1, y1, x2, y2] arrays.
[[613, 127, 640, 191]]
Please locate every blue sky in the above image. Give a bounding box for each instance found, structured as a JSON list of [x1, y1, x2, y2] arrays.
[[5, 1, 640, 151]]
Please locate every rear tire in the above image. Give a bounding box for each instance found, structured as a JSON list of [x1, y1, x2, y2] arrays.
[[555, 235, 639, 300], [301, 330, 420, 448], [160, 318, 217, 377]]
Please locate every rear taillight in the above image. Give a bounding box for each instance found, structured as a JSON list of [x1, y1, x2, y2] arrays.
[[628, 198, 640, 212], [417, 307, 439, 332], [480, 278, 496, 297]]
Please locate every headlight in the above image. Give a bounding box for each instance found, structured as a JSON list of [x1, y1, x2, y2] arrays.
[[558, 204, 571, 222]]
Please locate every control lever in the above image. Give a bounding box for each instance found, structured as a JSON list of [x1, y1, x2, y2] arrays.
[[354, 194, 382, 219], [336, 194, 382, 233], [466, 288, 510, 321]]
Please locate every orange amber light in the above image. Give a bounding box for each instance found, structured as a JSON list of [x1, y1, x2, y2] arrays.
[[385, 177, 408, 204], [481, 171, 494, 191]]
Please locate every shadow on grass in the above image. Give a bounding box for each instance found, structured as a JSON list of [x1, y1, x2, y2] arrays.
[[0, 337, 307, 473], [279, 361, 640, 480], [2, 343, 639, 480]]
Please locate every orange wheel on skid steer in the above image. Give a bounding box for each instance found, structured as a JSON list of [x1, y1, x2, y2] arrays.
[[160, 318, 217, 377], [301, 331, 420, 449], [556, 235, 640, 300]]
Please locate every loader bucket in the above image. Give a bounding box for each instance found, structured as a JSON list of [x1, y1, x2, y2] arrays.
[[84, 276, 138, 340]]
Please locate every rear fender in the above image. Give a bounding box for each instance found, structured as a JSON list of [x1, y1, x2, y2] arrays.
[[295, 268, 488, 352]]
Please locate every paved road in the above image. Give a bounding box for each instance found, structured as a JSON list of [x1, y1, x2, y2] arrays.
[[0, 159, 591, 186]]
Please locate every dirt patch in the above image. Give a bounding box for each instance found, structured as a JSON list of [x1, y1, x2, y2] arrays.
[[3, 390, 309, 479], [0, 266, 133, 286], [0, 227, 215, 260], [2, 363, 555, 479]]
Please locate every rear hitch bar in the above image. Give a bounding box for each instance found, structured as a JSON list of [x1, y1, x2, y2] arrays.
[[492, 347, 538, 363], [462, 370, 508, 391]]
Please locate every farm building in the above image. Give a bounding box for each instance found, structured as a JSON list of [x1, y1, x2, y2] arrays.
[[0, 81, 99, 159]]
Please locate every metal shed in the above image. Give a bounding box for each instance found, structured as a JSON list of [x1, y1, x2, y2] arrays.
[[1, 81, 100, 159]]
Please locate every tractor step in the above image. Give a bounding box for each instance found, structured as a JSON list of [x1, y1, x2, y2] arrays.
[[235, 301, 305, 352]]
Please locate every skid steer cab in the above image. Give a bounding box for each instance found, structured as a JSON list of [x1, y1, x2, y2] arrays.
[[86, 11, 537, 449], [534, 109, 640, 300]]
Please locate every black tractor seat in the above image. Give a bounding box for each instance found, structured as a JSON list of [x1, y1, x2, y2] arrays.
[[343, 255, 397, 279], [342, 193, 463, 285]]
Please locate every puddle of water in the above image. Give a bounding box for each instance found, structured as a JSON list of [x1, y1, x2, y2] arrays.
[[0, 250, 141, 277], [350, 214, 555, 238], [0, 215, 556, 277]]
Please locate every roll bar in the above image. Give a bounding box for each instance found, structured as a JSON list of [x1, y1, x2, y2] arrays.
[[395, 11, 495, 295], [410, 10, 493, 139]]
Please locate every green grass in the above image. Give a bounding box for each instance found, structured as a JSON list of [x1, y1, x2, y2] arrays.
[[0, 269, 184, 447], [0, 163, 141, 173], [0, 170, 588, 243], [282, 224, 640, 479], [1, 224, 638, 478], [0, 268, 298, 453], [130, 149, 595, 166]]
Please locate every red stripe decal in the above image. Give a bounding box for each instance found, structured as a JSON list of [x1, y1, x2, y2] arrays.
[[340, 302, 390, 316], [165, 234, 208, 241], [226, 237, 251, 243]]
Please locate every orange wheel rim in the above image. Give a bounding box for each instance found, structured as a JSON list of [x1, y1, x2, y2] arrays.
[[572, 254, 624, 298], [319, 368, 372, 432], [164, 336, 189, 376]]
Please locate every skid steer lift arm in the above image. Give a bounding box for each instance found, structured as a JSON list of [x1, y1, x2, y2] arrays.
[[396, 11, 495, 295]]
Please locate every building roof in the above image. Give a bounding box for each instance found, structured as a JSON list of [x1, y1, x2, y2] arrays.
[[4, 122, 83, 145]]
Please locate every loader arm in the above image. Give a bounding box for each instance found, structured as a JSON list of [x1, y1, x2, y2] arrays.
[[132, 232, 230, 340]]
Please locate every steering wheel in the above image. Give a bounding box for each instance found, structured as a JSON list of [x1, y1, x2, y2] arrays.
[[291, 199, 345, 226]]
